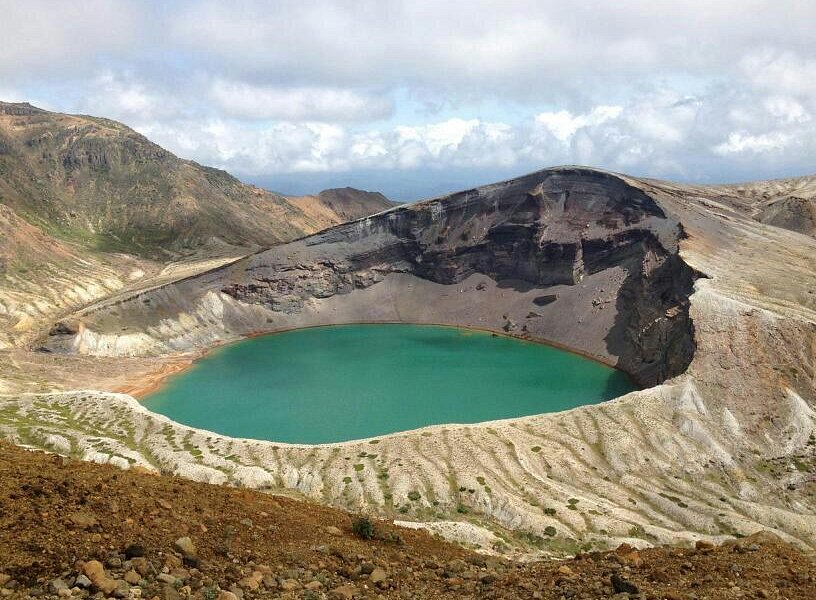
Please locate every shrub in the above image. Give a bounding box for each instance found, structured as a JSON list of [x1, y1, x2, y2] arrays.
[[351, 515, 375, 539], [407, 491, 421, 501]]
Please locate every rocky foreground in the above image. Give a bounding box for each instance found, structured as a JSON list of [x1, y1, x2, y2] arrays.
[[1, 443, 813, 600]]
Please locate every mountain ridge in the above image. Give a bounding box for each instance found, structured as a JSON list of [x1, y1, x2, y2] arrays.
[[0, 100, 392, 258]]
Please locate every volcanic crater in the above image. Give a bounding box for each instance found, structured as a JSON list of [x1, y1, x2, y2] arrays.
[[4, 165, 815, 557]]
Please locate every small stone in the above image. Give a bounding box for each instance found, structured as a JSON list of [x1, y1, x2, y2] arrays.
[[360, 562, 375, 575], [157, 573, 178, 585], [238, 571, 263, 591], [370, 567, 387, 585], [304, 581, 323, 590], [447, 559, 467, 574], [69, 511, 99, 529], [611, 574, 639, 595], [0, 575, 9, 587], [48, 579, 69, 594], [124, 544, 145, 559], [57, 589, 72, 598], [113, 580, 130, 599], [217, 592, 239, 600], [239, 518, 253, 528], [663, 592, 685, 600], [174, 536, 197, 557], [82, 560, 118, 595], [558, 565, 574, 576], [330, 584, 358, 600], [124, 570, 141, 585], [131, 558, 151, 576], [326, 526, 343, 536], [280, 579, 301, 591], [162, 584, 181, 600], [74, 574, 92, 588], [479, 572, 496, 584]]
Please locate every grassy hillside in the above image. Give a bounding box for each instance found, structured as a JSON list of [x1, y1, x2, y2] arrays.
[[0, 101, 391, 258]]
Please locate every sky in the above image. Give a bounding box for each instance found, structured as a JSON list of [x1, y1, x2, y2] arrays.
[[1, 1, 815, 200]]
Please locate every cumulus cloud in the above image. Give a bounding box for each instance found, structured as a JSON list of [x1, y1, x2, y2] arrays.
[[209, 80, 393, 122], [82, 73, 185, 122], [167, 0, 816, 99], [0, 0, 145, 78], [0, 1, 814, 192], [534, 107, 623, 143], [740, 50, 816, 98], [134, 81, 816, 184], [713, 132, 792, 156]]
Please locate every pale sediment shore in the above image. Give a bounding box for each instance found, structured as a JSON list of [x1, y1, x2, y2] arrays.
[[115, 355, 200, 399]]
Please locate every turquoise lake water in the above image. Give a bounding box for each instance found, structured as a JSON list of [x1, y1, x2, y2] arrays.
[[143, 324, 636, 444]]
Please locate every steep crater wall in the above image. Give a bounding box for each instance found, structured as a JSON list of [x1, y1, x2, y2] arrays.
[[48, 168, 699, 387]]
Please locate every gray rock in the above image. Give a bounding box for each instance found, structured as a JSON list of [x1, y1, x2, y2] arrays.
[[370, 567, 387, 585], [174, 536, 197, 557], [48, 579, 69, 594]]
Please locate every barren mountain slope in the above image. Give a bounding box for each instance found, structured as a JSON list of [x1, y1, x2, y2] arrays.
[[711, 174, 816, 238], [6, 166, 813, 558], [288, 187, 395, 227]]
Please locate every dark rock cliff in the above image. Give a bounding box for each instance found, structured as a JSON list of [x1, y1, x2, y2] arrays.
[[217, 167, 699, 386]]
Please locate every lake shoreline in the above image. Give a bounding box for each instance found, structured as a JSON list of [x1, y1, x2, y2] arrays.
[[123, 320, 636, 402], [129, 323, 636, 444]]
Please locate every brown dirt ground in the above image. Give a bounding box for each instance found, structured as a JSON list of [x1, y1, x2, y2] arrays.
[[0, 442, 814, 599]]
